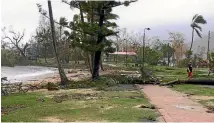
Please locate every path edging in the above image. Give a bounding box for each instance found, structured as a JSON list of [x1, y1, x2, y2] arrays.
[[135, 84, 168, 122]]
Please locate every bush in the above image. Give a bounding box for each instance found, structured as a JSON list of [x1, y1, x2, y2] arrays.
[[47, 82, 59, 91], [1, 49, 19, 67], [103, 74, 143, 84]]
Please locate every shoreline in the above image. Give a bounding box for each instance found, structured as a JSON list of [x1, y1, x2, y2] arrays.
[[21, 69, 116, 86], [23, 70, 92, 85]]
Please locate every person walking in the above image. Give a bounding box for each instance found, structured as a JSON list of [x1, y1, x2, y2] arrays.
[[187, 62, 193, 80]]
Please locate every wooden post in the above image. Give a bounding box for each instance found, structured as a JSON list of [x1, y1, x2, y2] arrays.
[[168, 43, 170, 67]]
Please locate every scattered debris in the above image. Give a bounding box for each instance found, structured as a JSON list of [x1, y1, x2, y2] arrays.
[[52, 94, 69, 103], [175, 105, 194, 110], [134, 104, 155, 109], [206, 104, 214, 113], [36, 97, 45, 102], [186, 93, 195, 97]]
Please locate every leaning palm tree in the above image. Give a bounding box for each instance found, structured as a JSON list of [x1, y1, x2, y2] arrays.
[[189, 14, 207, 58]]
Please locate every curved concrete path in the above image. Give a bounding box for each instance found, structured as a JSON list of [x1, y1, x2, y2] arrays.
[[137, 85, 214, 122]]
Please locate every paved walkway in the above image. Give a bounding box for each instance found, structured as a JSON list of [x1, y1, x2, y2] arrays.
[[138, 85, 214, 122]]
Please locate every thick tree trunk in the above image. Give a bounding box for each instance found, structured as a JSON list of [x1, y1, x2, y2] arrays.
[[92, 7, 105, 79], [48, 0, 68, 85], [92, 51, 102, 79]]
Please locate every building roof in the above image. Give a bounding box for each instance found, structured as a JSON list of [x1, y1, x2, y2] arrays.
[[109, 52, 136, 56]]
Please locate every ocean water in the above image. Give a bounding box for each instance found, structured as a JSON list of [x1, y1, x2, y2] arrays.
[[1, 66, 58, 83]]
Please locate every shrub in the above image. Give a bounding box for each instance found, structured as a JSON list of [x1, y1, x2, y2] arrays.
[[1, 49, 19, 67], [165, 67, 175, 70], [47, 82, 59, 91]]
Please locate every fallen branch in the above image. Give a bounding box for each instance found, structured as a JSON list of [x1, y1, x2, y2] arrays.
[[160, 79, 214, 86]]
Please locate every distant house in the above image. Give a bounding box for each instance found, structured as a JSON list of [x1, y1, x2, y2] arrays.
[[104, 51, 137, 62]]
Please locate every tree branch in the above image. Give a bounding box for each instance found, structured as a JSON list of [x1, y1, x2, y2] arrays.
[[17, 30, 25, 43], [104, 31, 119, 37], [38, 10, 97, 36]]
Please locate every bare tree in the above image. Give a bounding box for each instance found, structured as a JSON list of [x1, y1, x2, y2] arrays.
[[2, 27, 28, 59], [168, 32, 186, 64]]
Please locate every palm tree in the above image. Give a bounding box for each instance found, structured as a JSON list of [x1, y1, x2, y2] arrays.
[[189, 14, 207, 58], [59, 17, 68, 40], [48, 0, 69, 85]]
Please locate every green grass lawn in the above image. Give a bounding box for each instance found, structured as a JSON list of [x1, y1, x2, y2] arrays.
[[1, 87, 158, 122], [171, 84, 214, 110], [149, 66, 214, 82], [172, 84, 214, 96]]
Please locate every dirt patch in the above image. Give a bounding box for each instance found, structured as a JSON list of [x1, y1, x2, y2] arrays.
[[189, 95, 214, 101], [105, 106, 114, 110], [41, 116, 64, 122], [40, 88, 99, 96]]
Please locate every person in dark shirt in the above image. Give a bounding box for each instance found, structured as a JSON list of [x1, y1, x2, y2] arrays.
[[187, 62, 193, 79]]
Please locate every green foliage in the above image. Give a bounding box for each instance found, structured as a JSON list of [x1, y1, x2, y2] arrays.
[[177, 59, 189, 68], [136, 47, 161, 65], [185, 50, 193, 58], [1, 49, 19, 67], [154, 43, 174, 59], [47, 82, 59, 91], [165, 67, 175, 70], [103, 40, 116, 55], [173, 84, 214, 96], [191, 14, 207, 38], [145, 47, 162, 65]]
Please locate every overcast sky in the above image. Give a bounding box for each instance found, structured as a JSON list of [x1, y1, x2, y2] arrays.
[[1, 0, 214, 43]]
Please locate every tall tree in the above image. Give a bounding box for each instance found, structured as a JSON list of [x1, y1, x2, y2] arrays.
[[168, 32, 185, 63], [34, 15, 54, 63], [62, 1, 137, 79], [58, 17, 71, 63], [189, 14, 207, 58], [47, 0, 69, 85], [38, 1, 137, 79]]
